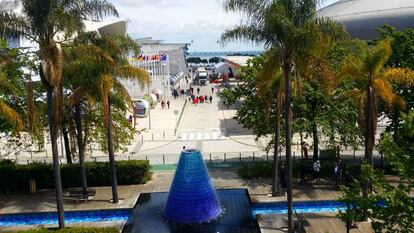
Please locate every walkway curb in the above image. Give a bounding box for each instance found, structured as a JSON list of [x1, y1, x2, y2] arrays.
[[174, 99, 188, 135]]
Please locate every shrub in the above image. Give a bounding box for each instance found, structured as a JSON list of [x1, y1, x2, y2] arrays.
[[0, 160, 151, 193], [237, 159, 381, 180]]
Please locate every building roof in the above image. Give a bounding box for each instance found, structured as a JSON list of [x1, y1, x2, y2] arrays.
[[84, 20, 127, 36], [135, 37, 188, 46], [318, 0, 414, 39], [221, 56, 253, 68]]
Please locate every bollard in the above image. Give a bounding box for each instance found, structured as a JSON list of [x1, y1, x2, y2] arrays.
[[210, 153, 212, 164], [239, 152, 242, 162], [163, 155, 165, 164], [224, 153, 226, 163], [253, 152, 255, 162]]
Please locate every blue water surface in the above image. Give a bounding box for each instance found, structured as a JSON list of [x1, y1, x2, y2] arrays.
[[0, 200, 348, 227], [251, 200, 347, 217], [0, 209, 131, 227]]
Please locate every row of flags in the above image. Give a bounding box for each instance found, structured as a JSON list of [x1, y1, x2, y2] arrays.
[[131, 53, 169, 62]]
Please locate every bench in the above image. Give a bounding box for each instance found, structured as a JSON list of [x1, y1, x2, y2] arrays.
[[64, 188, 96, 203]]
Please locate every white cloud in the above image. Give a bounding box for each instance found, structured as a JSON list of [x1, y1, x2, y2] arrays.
[[108, 0, 340, 51]]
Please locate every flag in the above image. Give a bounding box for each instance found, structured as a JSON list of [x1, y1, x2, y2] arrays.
[[137, 54, 143, 61], [160, 54, 168, 61]]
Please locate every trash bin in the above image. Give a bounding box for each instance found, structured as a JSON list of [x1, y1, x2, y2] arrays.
[[29, 179, 36, 194]]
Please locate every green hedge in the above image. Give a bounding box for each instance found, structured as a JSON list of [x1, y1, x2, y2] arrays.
[[0, 160, 151, 193], [238, 160, 365, 180], [15, 227, 118, 233]]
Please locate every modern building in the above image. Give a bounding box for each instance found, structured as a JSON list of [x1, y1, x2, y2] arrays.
[[125, 38, 189, 100], [318, 0, 414, 39]]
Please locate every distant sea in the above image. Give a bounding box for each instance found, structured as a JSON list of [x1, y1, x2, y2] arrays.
[[187, 51, 262, 60]]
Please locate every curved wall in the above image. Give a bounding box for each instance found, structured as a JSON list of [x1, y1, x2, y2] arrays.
[[318, 0, 414, 39]]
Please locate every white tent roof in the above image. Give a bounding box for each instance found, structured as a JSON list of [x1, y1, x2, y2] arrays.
[[214, 62, 230, 74], [318, 0, 414, 39]]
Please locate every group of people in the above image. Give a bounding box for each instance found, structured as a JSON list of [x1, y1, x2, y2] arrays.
[[191, 94, 213, 104], [160, 99, 170, 109], [311, 158, 352, 187]]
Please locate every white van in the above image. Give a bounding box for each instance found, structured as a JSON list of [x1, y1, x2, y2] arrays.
[[196, 67, 208, 85]]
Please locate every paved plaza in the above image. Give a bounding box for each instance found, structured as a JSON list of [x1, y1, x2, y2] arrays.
[[0, 168, 381, 232]]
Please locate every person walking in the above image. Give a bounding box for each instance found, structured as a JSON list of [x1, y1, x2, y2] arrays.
[[333, 159, 343, 186], [211, 87, 214, 94], [161, 100, 165, 109], [209, 95, 213, 103], [167, 100, 170, 109], [197, 87, 200, 95], [313, 159, 321, 181]]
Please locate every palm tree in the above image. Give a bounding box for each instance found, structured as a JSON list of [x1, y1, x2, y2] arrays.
[[66, 33, 149, 203], [0, 51, 24, 132], [0, 0, 118, 227], [338, 39, 414, 197], [222, 1, 328, 231], [97, 36, 149, 203], [255, 48, 284, 196]]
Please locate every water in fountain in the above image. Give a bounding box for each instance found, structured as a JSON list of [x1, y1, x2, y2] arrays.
[[164, 149, 222, 223]]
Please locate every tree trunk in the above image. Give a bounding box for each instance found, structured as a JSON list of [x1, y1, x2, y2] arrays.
[[283, 49, 293, 233], [39, 42, 65, 228], [46, 86, 65, 228], [272, 92, 282, 196], [62, 124, 72, 164], [312, 123, 319, 161], [107, 98, 119, 203], [363, 80, 375, 220], [74, 104, 88, 198], [364, 86, 374, 166]]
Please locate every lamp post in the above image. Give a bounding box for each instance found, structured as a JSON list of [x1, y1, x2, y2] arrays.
[[147, 84, 151, 129]]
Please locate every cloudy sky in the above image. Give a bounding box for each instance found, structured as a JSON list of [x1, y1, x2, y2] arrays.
[[109, 0, 339, 52]]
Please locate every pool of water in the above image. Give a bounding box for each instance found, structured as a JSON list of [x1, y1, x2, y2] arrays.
[[251, 200, 346, 216], [0, 200, 348, 227], [0, 209, 131, 227]]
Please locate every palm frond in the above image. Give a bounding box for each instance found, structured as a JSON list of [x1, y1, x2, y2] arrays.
[[366, 39, 392, 76], [115, 65, 150, 88], [0, 11, 31, 40], [257, 48, 282, 96], [338, 55, 366, 83], [221, 25, 264, 46], [223, 0, 267, 23], [373, 78, 396, 107], [383, 67, 414, 86], [0, 99, 24, 131], [0, 74, 18, 95], [69, 0, 118, 21], [113, 80, 134, 110]]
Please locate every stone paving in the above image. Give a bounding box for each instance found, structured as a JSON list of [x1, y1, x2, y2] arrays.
[[0, 168, 388, 232]]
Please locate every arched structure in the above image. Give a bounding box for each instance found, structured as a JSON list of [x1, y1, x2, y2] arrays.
[[318, 0, 414, 39]]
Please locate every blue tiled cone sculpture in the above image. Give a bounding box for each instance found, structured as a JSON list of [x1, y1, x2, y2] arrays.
[[164, 149, 222, 223]]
